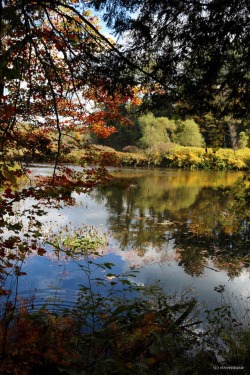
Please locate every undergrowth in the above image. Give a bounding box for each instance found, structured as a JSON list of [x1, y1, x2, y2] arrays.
[[61, 145, 250, 171], [0, 228, 249, 374]]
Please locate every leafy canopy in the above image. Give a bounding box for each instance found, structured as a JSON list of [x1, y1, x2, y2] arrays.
[[138, 113, 204, 148], [0, 0, 139, 181], [90, 0, 250, 119], [174, 119, 205, 147], [139, 113, 175, 147]]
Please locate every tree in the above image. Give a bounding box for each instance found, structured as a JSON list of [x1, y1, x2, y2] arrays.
[[0, 3, 249, 372], [90, 0, 250, 120], [138, 113, 175, 148], [94, 101, 143, 150], [0, 0, 139, 180], [0, 1, 141, 302], [138, 113, 204, 148], [173, 119, 205, 147], [0, 4, 144, 365]]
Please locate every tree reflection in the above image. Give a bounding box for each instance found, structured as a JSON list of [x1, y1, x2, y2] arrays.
[[91, 170, 249, 278]]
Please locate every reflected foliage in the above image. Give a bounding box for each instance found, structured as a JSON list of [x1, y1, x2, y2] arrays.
[[0, 229, 212, 374], [91, 170, 249, 277]]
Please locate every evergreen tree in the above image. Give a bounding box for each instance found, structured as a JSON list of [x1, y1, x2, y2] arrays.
[[90, 0, 250, 119]]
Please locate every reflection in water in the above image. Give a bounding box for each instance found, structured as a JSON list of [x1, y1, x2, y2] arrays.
[[2, 167, 249, 313], [90, 169, 249, 278]]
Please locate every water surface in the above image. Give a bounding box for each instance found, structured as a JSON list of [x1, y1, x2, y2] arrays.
[[4, 167, 250, 314]]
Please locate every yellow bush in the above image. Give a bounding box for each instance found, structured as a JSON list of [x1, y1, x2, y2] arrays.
[[228, 158, 246, 170]]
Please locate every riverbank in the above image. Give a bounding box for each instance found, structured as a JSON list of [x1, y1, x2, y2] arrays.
[[64, 145, 250, 171]]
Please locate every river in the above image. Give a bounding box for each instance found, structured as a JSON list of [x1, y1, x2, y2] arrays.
[[4, 166, 250, 318]]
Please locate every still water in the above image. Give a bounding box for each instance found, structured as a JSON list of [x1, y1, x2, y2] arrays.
[[7, 166, 250, 313]]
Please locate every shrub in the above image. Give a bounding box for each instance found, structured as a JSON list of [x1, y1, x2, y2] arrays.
[[239, 131, 249, 149], [123, 145, 141, 153]]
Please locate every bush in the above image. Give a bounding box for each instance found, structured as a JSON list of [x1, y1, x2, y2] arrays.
[[239, 131, 250, 149], [123, 145, 141, 153]]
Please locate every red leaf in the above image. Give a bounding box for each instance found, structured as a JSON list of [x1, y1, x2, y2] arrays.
[[37, 247, 46, 256]]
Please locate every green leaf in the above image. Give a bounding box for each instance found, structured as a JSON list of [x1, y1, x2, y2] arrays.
[[103, 262, 115, 269], [120, 279, 131, 285], [113, 305, 129, 316]]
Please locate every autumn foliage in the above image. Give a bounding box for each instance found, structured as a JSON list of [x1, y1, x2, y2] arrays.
[[0, 0, 140, 181], [1, 2, 249, 374], [0, 3, 142, 370]]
